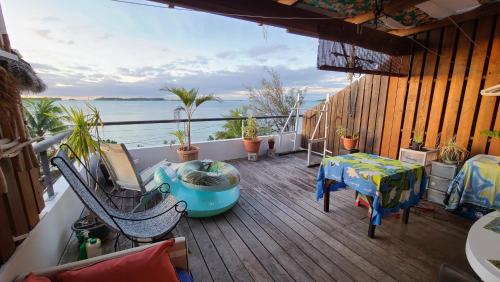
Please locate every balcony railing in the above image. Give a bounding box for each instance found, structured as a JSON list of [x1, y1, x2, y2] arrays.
[[32, 115, 302, 201]]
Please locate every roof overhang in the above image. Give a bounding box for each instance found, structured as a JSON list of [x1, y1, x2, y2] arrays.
[[151, 0, 414, 56]]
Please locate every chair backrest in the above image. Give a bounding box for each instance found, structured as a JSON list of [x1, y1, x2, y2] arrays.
[[100, 143, 144, 192], [51, 149, 118, 230]]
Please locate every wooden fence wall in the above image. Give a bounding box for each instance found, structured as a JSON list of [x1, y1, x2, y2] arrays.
[[302, 15, 499, 158]]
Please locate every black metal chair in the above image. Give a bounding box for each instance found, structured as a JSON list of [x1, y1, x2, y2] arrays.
[[51, 144, 186, 246]]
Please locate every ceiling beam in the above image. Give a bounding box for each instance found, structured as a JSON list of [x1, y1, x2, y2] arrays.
[[390, 3, 500, 37], [152, 0, 413, 55], [345, 0, 427, 25]]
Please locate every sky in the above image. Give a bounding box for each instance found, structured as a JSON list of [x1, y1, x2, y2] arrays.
[[2, 0, 348, 100]]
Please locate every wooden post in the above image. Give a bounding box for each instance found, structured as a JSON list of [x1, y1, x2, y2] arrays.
[[403, 207, 411, 224]]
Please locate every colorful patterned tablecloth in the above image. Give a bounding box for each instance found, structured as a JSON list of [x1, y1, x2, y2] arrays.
[[316, 153, 427, 225], [446, 154, 500, 211]]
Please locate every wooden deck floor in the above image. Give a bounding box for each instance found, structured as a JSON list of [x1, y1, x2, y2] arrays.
[[61, 153, 475, 281]]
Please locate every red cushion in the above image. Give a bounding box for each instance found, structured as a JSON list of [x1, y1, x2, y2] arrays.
[[21, 273, 51, 282], [56, 239, 178, 282]]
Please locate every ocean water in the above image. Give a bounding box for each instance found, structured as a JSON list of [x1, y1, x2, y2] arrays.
[[56, 100, 318, 147]]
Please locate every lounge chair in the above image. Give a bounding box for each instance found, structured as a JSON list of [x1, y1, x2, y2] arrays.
[[51, 144, 187, 245], [99, 143, 170, 207]]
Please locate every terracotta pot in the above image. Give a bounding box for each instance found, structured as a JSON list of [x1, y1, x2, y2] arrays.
[[177, 145, 199, 162], [342, 137, 358, 150], [268, 139, 275, 150], [243, 138, 261, 154]]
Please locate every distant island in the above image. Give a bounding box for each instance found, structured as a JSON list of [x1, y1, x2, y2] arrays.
[[94, 97, 166, 101]]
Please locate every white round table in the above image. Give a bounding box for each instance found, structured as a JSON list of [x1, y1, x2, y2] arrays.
[[466, 211, 500, 282]]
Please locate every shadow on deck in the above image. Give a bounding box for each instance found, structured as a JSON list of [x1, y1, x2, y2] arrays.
[[60, 153, 473, 282]]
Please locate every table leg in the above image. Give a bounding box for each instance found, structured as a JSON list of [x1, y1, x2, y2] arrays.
[[323, 179, 330, 212], [368, 223, 376, 238], [403, 207, 410, 224]]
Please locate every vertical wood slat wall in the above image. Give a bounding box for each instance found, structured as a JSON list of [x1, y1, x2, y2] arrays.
[[301, 15, 499, 158]]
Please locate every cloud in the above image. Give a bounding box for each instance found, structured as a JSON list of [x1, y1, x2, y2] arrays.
[[35, 61, 348, 100], [35, 29, 52, 38], [34, 29, 74, 44], [40, 16, 60, 22], [246, 44, 290, 57], [98, 33, 113, 40]]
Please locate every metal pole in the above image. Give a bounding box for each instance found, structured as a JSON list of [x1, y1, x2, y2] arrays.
[[39, 150, 55, 200], [323, 93, 330, 157]]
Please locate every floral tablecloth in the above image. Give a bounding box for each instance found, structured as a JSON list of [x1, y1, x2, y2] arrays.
[[316, 153, 427, 225], [446, 154, 500, 211]]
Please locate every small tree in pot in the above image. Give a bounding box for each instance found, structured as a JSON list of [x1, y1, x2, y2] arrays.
[[336, 126, 359, 150], [243, 117, 261, 154], [60, 104, 110, 242], [162, 87, 220, 162]]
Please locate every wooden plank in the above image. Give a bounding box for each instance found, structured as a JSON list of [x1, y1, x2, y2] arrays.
[[365, 75, 381, 153], [425, 26, 457, 148], [327, 95, 337, 153], [456, 17, 494, 148], [241, 191, 356, 282], [345, 81, 360, 139], [0, 195, 16, 264], [471, 17, 500, 155], [333, 90, 345, 155], [214, 215, 274, 281], [174, 218, 213, 281], [489, 112, 500, 156], [350, 75, 367, 140], [359, 74, 374, 152], [400, 33, 427, 149], [200, 218, 254, 282], [390, 3, 500, 37], [187, 219, 233, 281], [414, 29, 441, 139], [340, 88, 350, 151], [373, 76, 389, 154], [225, 210, 310, 281], [0, 159, 29, 235], [380, 75, 401, 157], [440, 22, 475, 146], [388, 56, 412, 158], [231, 203, 333, 281]]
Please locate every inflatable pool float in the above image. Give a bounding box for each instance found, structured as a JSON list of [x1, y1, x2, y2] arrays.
[[155, 160, 240, 218]]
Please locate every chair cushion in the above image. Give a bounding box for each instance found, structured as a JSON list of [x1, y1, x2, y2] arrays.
[[56, 240, 178, 282], [20, 273, 51, 282]]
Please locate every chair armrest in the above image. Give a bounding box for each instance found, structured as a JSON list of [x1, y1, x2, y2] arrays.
[[15, 237, 188, 281]]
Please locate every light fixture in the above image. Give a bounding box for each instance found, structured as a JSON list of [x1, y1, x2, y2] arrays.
[[480, 84, 500, 96]]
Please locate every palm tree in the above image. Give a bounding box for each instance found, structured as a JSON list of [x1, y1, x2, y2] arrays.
[[162, 87, 220, 150], [23, 98, 67, 137], [59, 103, 102, 169], [214, 106, 248, 140]]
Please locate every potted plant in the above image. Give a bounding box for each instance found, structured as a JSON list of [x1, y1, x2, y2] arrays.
[[268, 136, 275, 150], [439, 136, 469, 165], [243, 117, 261, 153], [336, 126, 359, 150], [60, 103, 110, 241], [411, 130, 424, 151], [162, 87, 220, 162]]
